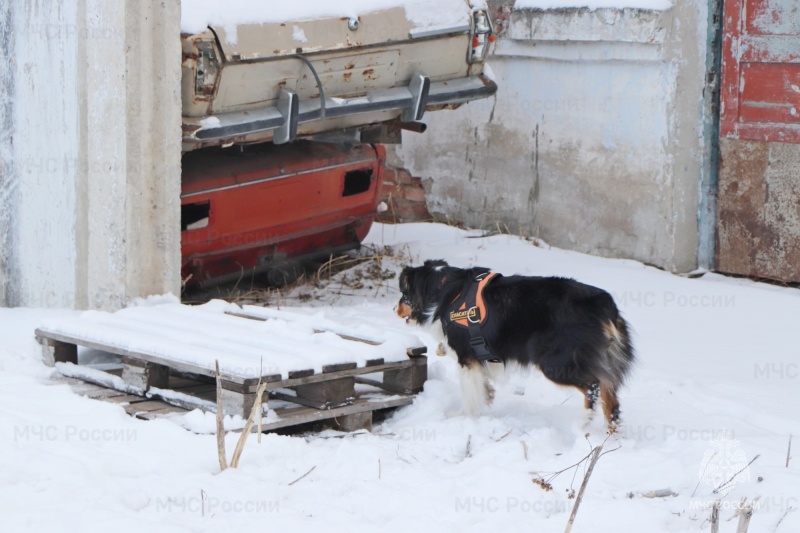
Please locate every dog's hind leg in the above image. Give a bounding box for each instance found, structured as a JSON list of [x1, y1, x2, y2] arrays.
[[577, 382, 601, 428], [582, 382, 600, 411], [600, 383, 622, 433]]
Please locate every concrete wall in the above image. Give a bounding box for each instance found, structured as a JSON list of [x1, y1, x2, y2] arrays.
[[0, 0, 181, 310], [394, 2, 712, 273]]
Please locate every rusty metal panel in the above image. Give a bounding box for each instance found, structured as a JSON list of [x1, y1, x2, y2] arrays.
[[739, 63, 800, 124], [745, 0, 800, 35], [180, 143, 385, 286], [720, 0, 800, 142], [717, 138, 800, 282]]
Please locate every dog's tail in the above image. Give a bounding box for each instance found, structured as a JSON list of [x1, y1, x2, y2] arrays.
[[596, 307, 635, 428], [600, 314, 635, 389]]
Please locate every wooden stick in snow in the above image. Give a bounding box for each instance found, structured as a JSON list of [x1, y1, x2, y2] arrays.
[[257, 358, 264, 444], [735, 501, 753, 533], [230, 382, 268, 468], [564, 443, 604, 533], [215, 360, 227, 472], [710, 500, 720, 533]]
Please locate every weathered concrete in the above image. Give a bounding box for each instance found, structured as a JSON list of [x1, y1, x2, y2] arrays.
[[717, 138, 800, 282], [394, 3, 711, 273], [0, 0, 181, 309]]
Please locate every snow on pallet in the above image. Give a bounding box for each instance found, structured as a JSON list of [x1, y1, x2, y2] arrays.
[[35, 299, 427, 432]]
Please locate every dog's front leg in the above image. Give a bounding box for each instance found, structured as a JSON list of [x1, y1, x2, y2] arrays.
[[459, 359, 492, 414]]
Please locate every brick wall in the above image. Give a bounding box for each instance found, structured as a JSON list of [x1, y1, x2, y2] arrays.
[[377, 167, 432, 224]]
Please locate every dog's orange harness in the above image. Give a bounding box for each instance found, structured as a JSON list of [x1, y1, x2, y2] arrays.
[[448, 272, 498, 327], [444, 272, 500, 362]]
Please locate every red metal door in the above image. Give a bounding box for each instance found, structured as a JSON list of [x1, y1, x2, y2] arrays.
[[717, 0, 800, 282], [720, 0, 800, 142]]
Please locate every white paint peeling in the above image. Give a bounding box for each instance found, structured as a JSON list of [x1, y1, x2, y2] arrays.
[[292, 25, 308, 42]]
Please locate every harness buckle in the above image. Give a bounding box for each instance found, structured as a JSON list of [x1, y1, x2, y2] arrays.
[[466, 305, 481, 324]]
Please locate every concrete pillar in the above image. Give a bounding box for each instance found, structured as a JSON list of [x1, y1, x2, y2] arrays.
[[0, 0, 181, 310]]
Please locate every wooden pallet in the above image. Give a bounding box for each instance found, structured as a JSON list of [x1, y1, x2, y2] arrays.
[[36, 309, 427, 433], [50, 370, 420, 432]]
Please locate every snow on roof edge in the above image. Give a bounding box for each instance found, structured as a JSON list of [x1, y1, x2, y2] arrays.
[[180, 0, 485, 36], [515, 0, 672, 11]]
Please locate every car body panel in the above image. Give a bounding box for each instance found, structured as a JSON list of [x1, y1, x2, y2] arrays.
[[181, 142, 385, 287]]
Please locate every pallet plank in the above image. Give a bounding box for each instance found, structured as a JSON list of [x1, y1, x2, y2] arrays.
[[294, 375, 355, 410], [256, 394, 413, 432], [382, 357, 427, 394], [260, 359, 426, 393], [35, 329, 255, 384], [121, 357, 169, 391], [322, 362, 358, 373], [333, 411, 373, 432], [38, 337, 78, 367], [105, 394, 150, 405], [288, 369, 315, 379], [227, 310, 427, 358]]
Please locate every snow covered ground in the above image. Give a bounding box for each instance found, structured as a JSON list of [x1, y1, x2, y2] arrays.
[[2, 222, 799, 532]]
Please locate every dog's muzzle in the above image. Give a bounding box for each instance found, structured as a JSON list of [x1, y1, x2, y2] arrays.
[[396, 296, 413, 322]]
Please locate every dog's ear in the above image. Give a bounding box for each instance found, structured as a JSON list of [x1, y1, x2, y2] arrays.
[[472, 266, 491, 277], [398, 267, 411, 293], [423, 259, 449, 269]]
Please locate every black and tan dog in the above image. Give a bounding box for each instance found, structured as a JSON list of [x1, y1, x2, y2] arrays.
[[397, 260, 635, 432]]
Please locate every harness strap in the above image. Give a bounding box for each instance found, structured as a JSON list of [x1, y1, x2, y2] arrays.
[[447, 272, 500, 363]]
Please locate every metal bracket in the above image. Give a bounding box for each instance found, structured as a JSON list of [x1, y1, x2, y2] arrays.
[[274, 88, 299, 144], [402, 73, 430, 122]]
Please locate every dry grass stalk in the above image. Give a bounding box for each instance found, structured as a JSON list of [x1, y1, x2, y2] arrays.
[[531, 437, 618, 494], [715, 455, 760, 495], [288, 465, 317, 486], [564, 443, 604, 533], [315, 253, 373, 282], [215, 360, 227, 472], [787, 434, 793, 468], [230, 382, 268, 468]]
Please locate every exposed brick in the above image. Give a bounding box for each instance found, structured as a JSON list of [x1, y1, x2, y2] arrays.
[[382, 167, 397, 187], [399, 184, 427, 203], [395, 168, 415, 185], [378, 166, 431, 224]]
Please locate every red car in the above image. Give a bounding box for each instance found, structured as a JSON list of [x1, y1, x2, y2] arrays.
[[181, 142, 385, 287]]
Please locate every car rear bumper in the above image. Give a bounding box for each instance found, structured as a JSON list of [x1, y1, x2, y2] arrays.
[[182, 74, 497, 149]]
